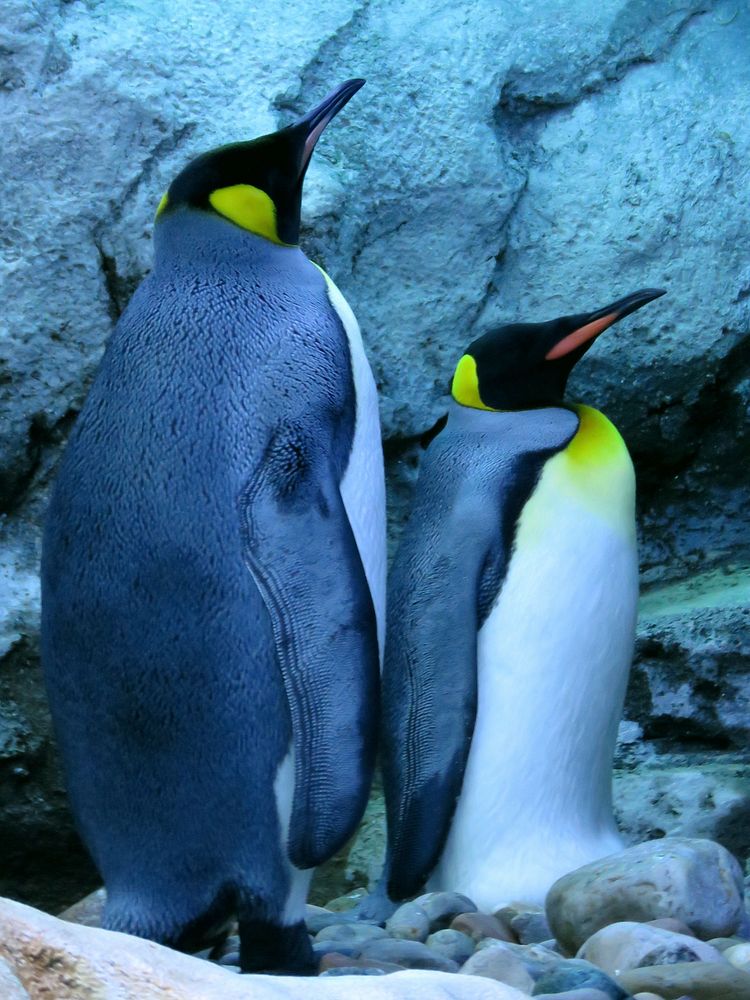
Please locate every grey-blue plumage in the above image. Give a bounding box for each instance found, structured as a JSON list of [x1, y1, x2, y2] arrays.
[[42, 195, 381, 968]]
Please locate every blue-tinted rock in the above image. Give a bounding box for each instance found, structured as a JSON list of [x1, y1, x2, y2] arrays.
[[511, 911, 553, 945], [532, 959, 630, 999], [385, 902, 431, 942], [314, 923, 388, 947], [319, 967, 387, 976], [414, 892, 478, 931], [359, 938, 459, 972], [426, 929, 475, 965]]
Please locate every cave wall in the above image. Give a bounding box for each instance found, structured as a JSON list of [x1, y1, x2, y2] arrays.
[[1, 0, 748, 910]]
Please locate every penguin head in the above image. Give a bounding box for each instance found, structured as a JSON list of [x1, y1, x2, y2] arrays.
[[155, 79, 364, 246], [451, 288, 666, 411]]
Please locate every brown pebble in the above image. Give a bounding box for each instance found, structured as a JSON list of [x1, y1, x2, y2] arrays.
[[451, 912, 515, 943], [318, 952, 404, 974]]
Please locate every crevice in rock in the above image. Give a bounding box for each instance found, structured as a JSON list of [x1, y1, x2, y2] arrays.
[[272, 0, 373, 121], [119, 121, 197, 213], [93, 239, 124, 324], [495, 4, 712, 122], [635, 329, 750, 495], [0, 408, 78, 516]]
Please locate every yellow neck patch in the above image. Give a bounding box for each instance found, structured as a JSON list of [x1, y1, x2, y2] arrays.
[[515, 403, 635, 543], [451, 354, 498, 411], [208, 184, 292, 246], [553, 403, 635, 530], [155, 192, 169, 219]]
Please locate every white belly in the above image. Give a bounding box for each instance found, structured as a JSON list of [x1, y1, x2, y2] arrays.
[[318, 269, 386, 661], [430, 429, 638, 908]]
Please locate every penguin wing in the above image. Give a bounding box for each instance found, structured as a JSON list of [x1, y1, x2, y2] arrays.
[[381, 467, 496, 900], [381, 423, 564, 900], [238, 420, 379, 870]]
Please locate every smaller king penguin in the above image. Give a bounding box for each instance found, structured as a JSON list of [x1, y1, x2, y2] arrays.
[[41, 80, 385, 972], [374, 288, 665, 913]]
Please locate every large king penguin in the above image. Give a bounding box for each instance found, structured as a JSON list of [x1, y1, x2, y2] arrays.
[[41, 80, 385, 973], [375, 289, 664, 913]]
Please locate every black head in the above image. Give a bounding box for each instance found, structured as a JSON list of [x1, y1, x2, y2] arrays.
[[155, 79, 365, 246], [451, 288, 666, 410]]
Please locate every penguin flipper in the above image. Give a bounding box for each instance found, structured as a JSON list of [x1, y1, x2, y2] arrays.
[[238, 421, 379, 870], [381, 514, 485, 900]]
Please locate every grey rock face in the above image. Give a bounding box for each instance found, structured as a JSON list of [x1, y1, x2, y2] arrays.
[[546, 838, 745, 955], [1, 0, 749, 912]]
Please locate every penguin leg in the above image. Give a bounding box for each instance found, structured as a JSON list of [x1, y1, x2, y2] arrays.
[[238, 421, 380, 870], [238, 909, 314, 975]]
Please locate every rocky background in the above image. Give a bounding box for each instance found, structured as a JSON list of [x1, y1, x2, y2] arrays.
[[1, 0, 748, 915]]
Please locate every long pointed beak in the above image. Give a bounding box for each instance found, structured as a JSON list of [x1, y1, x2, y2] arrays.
[[546, 288, 666, 361], [295, 79, 365, 175]]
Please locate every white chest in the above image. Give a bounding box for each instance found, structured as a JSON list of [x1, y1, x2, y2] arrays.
[[317, 268, 386, 660]]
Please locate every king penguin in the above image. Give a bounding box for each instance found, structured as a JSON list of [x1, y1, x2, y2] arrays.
[[41, 79, 385, 973], [372, 288, 665, 914]]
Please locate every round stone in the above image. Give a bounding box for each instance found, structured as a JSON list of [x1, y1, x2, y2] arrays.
[[510, 910, 553, 945], [533, 991, 614, 1000], [533, 958, 630, 999], [460, 945, 534, 991], [413, 892, 478, 931], [618, 960, 750, 999], [723, 942, 750, 973], [385, 901, 431, 941], [319, 952, 404, 974], [325, 888, 368, 912], [451, 912, 515, 943], [319, 967, 387, 976], [546, 838, 745, 954], [359, 938, 459, 971], [426, 929, 475, 965], [577, 921, 725, 976], [217, 950, 240, 966], [314, 923, 389, 947]]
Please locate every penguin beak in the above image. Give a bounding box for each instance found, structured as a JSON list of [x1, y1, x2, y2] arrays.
[[294, 79, 365, 177], [545, 287, 666, 361]]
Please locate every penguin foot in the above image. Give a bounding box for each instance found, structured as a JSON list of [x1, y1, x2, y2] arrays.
[[238, 917, 315, 975], [350, 879, 398, 923]]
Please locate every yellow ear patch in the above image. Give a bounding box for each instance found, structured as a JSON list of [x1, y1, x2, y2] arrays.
[[208, 184, 291, 245], [451, 354, 498, 411], [155, 192, 169, 219]]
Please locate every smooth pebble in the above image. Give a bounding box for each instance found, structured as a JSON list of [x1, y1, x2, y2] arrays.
[[452, 911, 516, 943], [386, 901, 431, 942], [426, 929, 476, 965], [415, 892, 478, 931], [359, 937, 459, 972], [461, 945, 534, 992]]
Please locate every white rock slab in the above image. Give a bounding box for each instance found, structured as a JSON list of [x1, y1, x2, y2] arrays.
[[0, 896, 530, 999]]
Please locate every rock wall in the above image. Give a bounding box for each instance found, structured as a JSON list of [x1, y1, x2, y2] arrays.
[[1, 0, 748, 910]]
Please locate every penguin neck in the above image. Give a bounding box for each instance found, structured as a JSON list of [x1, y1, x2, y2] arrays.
[[153, 209, 307, 273], [446, 400, 576, 435]]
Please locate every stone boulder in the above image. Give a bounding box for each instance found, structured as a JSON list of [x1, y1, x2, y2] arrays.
[[0, 895, 534, 998], [577, 920, 725, 976], [546, 838, 745, 954], [617, 960, 750, 1000]]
